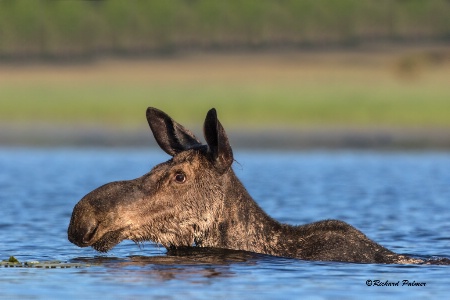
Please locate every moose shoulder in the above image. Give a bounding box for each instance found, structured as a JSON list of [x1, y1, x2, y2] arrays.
[[68, 107, 422, 264]]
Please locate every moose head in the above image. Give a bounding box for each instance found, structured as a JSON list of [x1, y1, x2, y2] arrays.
[[68, 107, 236, 252]]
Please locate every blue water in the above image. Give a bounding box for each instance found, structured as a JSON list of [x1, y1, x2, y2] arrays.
[[1, 147, 450, 299]]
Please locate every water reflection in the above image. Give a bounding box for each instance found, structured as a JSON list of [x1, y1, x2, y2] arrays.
[[71, 248, 263, 282]]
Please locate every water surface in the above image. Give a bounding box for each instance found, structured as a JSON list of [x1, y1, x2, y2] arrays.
[[1, 148, 449, 299]]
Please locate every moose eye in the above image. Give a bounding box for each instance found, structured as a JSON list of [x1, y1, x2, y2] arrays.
[[174, 172, 186, 183]]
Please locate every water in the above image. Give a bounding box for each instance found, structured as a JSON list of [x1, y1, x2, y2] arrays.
[[1, 147, 449, 299]]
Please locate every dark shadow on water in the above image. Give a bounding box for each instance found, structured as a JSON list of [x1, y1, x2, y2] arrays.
[[70, 247, 450, 270], [69, 248, 273, 281], [72, 247, 266, 266]]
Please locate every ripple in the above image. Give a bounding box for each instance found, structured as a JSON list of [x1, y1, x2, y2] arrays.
[[1, 148, 450, 299]]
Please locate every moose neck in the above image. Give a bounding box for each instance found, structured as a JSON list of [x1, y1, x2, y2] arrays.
[[199, 170, 298, 257]]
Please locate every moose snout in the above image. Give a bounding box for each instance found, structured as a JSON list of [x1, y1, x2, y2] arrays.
[[68, 203, 100, 247], [68, 179, 144, 248], [68, 220, 99, 247]]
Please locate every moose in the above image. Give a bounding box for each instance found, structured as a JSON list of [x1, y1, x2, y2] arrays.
[[68, 107, 423, 264]]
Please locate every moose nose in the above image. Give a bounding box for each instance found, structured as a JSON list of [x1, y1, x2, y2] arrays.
[[68, 201, 100, 247], [68, 219, 99, 247], [68, 179, 141, 248]]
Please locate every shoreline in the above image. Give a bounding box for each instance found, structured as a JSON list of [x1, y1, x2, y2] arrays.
[[1, 124, 449, 150]]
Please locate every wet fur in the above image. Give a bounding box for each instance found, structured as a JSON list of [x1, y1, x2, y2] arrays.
[[68, 107, 424, 264]]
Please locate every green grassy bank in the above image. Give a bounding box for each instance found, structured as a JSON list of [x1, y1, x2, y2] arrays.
[[1, 49, 449, 131]]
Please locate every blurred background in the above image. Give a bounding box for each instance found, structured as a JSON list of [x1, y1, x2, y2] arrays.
[[1, 0, 449, 149], [2, 2, 450, 296]]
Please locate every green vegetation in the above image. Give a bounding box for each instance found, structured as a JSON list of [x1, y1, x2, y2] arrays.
[[1, 0, 449, 132], [7, 256, 19, 263], [1, 260, 87, 268], [2, 81, 450, 128], [1, 52, 449, 129], [0, 0, 449, 59], [1, 256, 88, 268]]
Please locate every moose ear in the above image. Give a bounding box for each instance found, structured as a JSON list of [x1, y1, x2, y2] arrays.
[[146, 107, 203, 156], [203, 108, 233, 173]]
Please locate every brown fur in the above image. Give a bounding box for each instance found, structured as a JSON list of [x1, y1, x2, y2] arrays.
[[68, 107, 422, 264]]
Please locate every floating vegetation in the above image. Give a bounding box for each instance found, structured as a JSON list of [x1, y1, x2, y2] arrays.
[[1, 256, 89, 268]]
